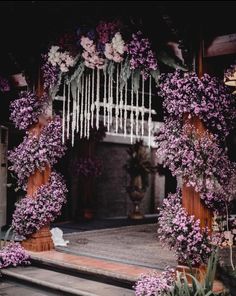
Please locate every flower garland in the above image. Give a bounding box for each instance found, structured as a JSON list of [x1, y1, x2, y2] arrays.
[[158, 191, 212, 265], [0, 242, 30, 269], [156, 122, 236, 210], [9, 91, 46, 130], [8, 116, 66, 189], [41, 20, 159, 94], [12, 172, 67, 237], [134, 267, 175, 296], [159, 70, 236, 139]]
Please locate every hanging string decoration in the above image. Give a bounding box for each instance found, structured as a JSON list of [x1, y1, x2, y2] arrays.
[[41, 20, 161, 146]]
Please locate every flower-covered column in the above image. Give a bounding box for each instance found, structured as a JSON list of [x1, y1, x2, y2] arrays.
[[9, 92, 67, 252], [157, 70, 236, 270]]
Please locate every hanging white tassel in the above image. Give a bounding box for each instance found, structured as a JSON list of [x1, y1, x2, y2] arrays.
[[130, 73, 134, 144], [87, 74, 91, 139], [76, 80, 80, 133], [124, 82, 127, 137], [84, 75, 88, 138], [62, 82, 66, 144], [91, 69, 95, 127], [80, 75, 84, 138], [119, 87, 123, 129], [103, 71, 107, 127], [148, 75, 152, 147], [109, 73, 113, 129], [96, 68, 100, 129], [135, 90, 139, 137], [115, 65, 119, 133], [71, 85, 76, 146], [67, 82, 70, 139], [141, 76, 145, 136]]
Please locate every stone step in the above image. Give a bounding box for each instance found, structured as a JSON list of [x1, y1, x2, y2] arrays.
[[28, 250, 158, 287], [1, 266, 135, 296]]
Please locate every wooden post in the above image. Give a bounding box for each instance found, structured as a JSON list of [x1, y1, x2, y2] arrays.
[[21, 69, 54, 252]]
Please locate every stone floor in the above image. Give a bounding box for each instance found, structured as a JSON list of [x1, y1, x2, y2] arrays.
[[57, 223, 177, 270]]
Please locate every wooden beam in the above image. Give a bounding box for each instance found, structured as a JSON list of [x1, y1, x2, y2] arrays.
[[204, 33, 236, 57]]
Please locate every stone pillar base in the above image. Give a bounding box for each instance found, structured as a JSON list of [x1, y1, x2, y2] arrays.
[[21, 226, 54, 252]]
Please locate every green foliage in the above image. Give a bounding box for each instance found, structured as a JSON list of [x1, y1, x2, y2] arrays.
[[167, 250, 229, 296]]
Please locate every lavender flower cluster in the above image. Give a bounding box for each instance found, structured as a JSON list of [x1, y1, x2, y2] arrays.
[[159, 70, 236, 138], [0, 242, 30, 269], [8, 116, 67, 189], [128, 31, 158, 79], [156, 122, 236, 210], [158, 191, 212, 265], [9, 91, 45, 130], [134, 267, 175, 296], [0, 75, 10, 92], [41, 54, 60, 91], [12, 172, 67, 237], [75, 157, 102, 177]]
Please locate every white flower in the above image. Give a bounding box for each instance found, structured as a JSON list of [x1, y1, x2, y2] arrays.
[[112, 32, 126, 55]]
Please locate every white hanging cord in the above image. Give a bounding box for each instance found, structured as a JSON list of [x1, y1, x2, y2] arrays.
[[96, 68, 100, 129], [115, 65, 119, 133], [66, 82, 70, 139], [135, 89, 139, 136], [124, 82, 128, 137], [76, 78, 80, 133], [71, 85, 76, 146], [91, 69, 95, 127], [119, 87, 123, 129], [62, 81, 66, 144], [80, 74, 84, 138], [141, 75, 145, 136], [103, 72, 107, 127], [87, 74, 91, 139], [84, 75, 88, 138], [130, 72, 134, 144], [148, 75, 152, 147]]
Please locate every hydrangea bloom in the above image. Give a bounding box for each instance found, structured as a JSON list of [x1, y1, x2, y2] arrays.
[[0, 242, 30, 269], [12, 172, 67, 237], [134, 267, 175, 296], [128, 31, 158, 79], [9, 91, 45, 130], [158, 191, 212, 265], [104, 32, 126, 63]]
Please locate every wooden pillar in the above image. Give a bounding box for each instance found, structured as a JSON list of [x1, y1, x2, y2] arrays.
[[21, 70, 54, 252]]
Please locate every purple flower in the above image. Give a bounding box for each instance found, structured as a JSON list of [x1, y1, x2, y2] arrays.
[[0, 242, 30, 269], [127, 31, 158, 79], [157, 190, 212, 265], [12, 172, 67, 237], [0, 76, 10, 92], [10, 91, 46, 130]]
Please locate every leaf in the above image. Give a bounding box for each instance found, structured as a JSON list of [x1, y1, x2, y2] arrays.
[[107, 60, 115, 77], [120, 58, 132, 90], [132, 69, 141, 92], [150, 69, 160, 86], [157, 49, 189, 71]]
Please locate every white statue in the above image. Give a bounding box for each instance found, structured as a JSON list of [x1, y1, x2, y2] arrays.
[[50, 227, 69, 247]]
